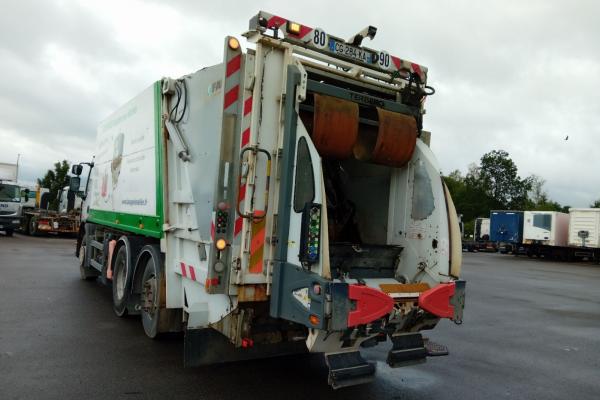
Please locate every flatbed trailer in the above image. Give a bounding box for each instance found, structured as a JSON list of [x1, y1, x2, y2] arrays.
[[517, 243, 600, 262]]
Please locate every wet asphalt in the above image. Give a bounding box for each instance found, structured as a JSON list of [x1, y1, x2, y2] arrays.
[[1, 233, 599, 400]]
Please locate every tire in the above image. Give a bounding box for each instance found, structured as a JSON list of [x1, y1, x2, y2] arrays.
[[112, 245, 131, 317], [140, 255, 161, 339], [24, 216, 32, 235], [79, 235, 99, 281], [5, 229, 13, 237], [29, 217, 39, 236]]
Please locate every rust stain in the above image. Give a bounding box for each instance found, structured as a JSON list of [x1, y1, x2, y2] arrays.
[[371, 108, 417, 167], [237, 284, 268, 302], [311, 94, 359, 159]]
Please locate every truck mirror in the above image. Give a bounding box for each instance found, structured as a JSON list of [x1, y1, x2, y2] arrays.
[[71, 164, 83, 176], [69, 176, 81, 193]]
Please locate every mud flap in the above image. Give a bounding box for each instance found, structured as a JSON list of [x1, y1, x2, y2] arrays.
[[387, 333, 427, 368], [184, 328, 307, 367], [325, 351, 376, 389]]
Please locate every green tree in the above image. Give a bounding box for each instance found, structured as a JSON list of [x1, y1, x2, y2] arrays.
[[476, 150, 532, 210], [37, 160, 70, 210], [590, 199, 600, 208]]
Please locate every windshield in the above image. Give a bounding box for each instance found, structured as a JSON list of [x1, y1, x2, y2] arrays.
[[0, 183, 20, 202]]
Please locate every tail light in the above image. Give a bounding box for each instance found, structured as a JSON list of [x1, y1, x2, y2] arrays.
[[299, 203, 321, 265]]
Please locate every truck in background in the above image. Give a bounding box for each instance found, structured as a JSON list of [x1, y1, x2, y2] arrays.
[[0, 162, 24, 237], [462, 217, 496, 252], [22, 185, 81, 236], [500, 209, 600, 262], [71, 12, 465, 388], [490, 210, 523, 253]]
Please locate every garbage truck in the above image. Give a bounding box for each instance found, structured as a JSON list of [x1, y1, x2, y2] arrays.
[[72, 11, 465, 388]]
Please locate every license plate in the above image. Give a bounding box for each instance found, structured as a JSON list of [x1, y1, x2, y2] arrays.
[[328, 39, 373, 64], [53, 222, 59, 229]]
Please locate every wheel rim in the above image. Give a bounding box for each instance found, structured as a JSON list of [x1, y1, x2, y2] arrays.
[[115, 259, 127, 299], [142, 273, 158, 321]]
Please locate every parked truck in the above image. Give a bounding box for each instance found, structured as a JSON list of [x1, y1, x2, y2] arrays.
[[510, 209, 600, 262], [462, 217, 496, 252], [21, 185, 81, 236], [72, 12, 465, 388], [490, 210, 524, 253], [0, 162, 23, 236]]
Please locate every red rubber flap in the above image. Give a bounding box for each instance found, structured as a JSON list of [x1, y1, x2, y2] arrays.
[[418, 282, 455, 319], [347, 285, 394, 327]]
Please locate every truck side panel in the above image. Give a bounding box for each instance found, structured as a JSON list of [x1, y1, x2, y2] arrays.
[[87, 83, 163, 238]]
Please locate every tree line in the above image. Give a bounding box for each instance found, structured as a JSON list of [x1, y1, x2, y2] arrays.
[[443, 150, 600, 236]]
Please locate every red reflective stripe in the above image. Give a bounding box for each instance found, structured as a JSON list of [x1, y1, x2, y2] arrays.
[[180, 262, 187, 278], [241, 128, 250, 147], [418, 282, 455, 319], [243, 96, 253, 115], [234, 217, 243, 236], [411, 62, 423, 79], [226, 54, 241, 78], [267, 15, 287, 29], [238, 184, 246, 201], [223, 85, 239, 109], [391, 56, 402, 70], [210, 221, 215, 240], [188, 265, 196, 281], [287, 25, 312, 38]]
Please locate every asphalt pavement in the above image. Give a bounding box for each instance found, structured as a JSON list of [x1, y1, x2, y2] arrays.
[[1, 233, 599, 399]]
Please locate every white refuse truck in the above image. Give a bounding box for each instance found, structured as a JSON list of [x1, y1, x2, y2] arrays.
[[72, 11, 465, 388], [0, 162, 23, 236]]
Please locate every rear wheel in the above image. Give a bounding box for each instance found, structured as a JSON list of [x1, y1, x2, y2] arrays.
[[141, 256, 161, 338], [5, 229, 13, 237], [29, 217, 39, 236], [112, 246, 131, 317]]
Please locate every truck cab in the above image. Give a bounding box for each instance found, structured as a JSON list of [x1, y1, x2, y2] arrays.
[[0, 182, 22, 236]]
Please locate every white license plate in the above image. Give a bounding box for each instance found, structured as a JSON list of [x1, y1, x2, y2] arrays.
[[53, 222, 59, 229], [328, 39, 373, 64]]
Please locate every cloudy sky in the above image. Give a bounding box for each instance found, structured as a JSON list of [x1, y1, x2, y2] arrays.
[[1, 0, 598, 206]]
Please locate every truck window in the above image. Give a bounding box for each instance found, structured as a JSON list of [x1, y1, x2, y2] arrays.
[[0, 184, 20, 202], [533, 214, 551, 230], [411, 161, 434, 220], [293, 137, 315, 212]]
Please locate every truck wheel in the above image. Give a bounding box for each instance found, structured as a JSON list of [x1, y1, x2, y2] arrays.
[[140, 255, 162, 338], [24, 216, 32, 235], [112, 246, 131, 317], [79, 236, 99, 281], [29, 218, 39, 236], [5, 229, 13, 237]]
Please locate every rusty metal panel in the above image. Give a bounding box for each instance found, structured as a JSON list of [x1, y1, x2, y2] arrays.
[[237, 284, 268, 302], [371, 108, 417, 167], [311, 94, 359, 159]]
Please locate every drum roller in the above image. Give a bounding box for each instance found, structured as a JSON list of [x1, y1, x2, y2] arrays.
[[308, 94, 417, 167]]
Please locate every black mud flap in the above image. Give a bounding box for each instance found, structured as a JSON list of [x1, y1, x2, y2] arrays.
[[184, 328, 307, 367], [387, 333, 427, 368], [325, 351, 376, 389]]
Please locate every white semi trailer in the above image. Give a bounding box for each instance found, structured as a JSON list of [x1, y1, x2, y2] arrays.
[[72, 12, 465, 388]]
